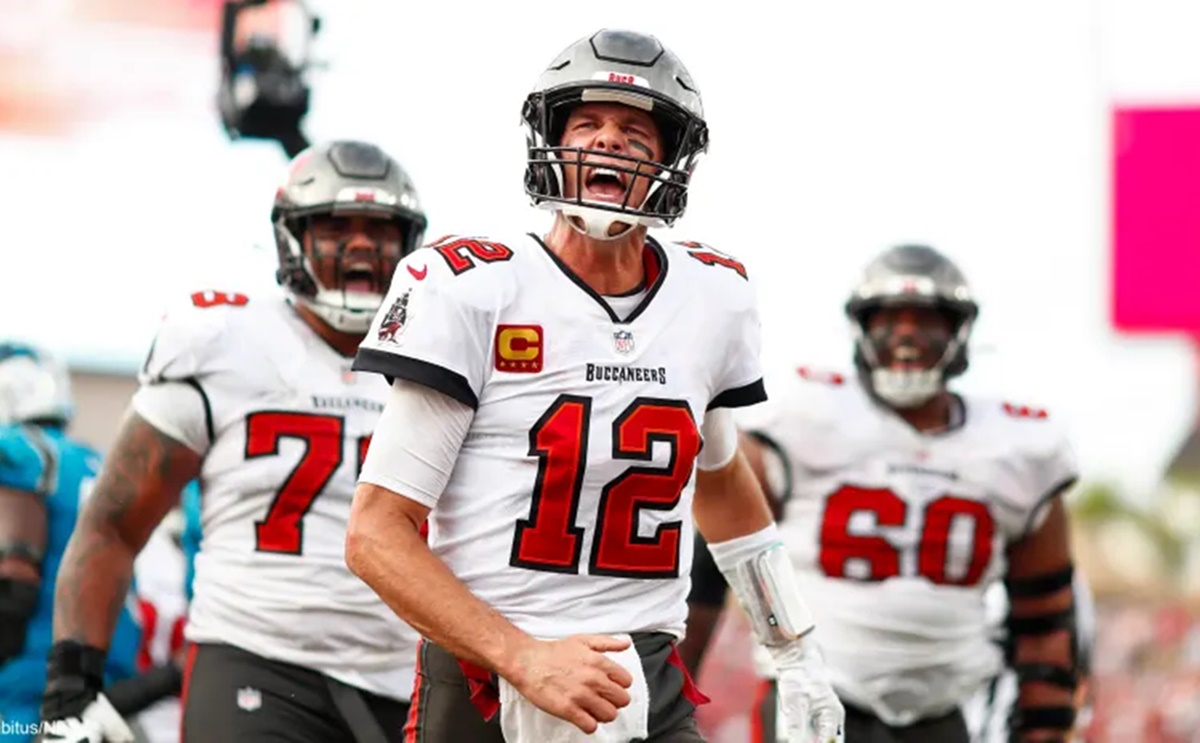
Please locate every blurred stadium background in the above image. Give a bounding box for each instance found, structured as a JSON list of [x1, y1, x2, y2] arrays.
[[4, 1, 1200, 740]]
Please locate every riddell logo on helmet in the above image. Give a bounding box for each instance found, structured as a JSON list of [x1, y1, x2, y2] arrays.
[[336, 187, 398, 206], [593, 70, 648, 88]]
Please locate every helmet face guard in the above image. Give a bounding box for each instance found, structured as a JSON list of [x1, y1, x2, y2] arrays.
[[522, 31, 709, 238], [845, 246, 979, 408], [272, 141, 427, 333]]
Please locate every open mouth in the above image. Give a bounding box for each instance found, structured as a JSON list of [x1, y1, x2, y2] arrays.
[[584, 166, 631, 202], [889, 345, 927, 370], [342, 263, 377, 294]]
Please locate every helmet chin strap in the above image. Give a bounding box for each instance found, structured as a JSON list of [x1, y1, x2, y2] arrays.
[[557, 203, 640, 241], [857, 329, 962, 410], [291, 289, 381, 334], [870, 368, 942, 408]]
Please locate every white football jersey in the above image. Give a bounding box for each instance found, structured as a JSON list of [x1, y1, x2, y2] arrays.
[[741, 367, 1078, 727], [132, 290, 418, 700], [355, 234, 765, 639], [131, 516, 189, 743]]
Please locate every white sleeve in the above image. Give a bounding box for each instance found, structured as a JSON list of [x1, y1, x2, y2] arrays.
[[696, 408, 738, 471], [990, 413, 1080, 541], [1019, 432, 1079, 537], [131, 291, 237, 454], [353, 251, 495, 409], [357, 379, 475, 509], [139, 294, 229, 384], [710, 281, 767, 411], [130, 381, 212, 455]]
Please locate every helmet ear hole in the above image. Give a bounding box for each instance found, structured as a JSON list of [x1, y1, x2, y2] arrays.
[[525, 158, 555, 199], [401, 220, 426, 258], [287, 266, 317, 296], [943, 319, 973, 379], [273, 219, 316, 297], [644, 177, 686, 218]]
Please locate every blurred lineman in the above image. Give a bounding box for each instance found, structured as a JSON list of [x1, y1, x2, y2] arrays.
[[41, 140, 428, 743], [687, 245, 1082, 743]]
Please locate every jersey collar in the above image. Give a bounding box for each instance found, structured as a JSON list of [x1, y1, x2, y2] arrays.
[[529, 233, 669, 324]]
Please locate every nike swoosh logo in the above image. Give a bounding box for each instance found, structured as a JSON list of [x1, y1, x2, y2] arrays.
[[407, 264, 428, 281]]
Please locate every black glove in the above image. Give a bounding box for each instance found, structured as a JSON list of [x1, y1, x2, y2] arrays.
[[42, 641, 106, 720], [39, 641, 135, 743]]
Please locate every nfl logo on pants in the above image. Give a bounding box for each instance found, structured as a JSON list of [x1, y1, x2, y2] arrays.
[[613, 330, 634, 355], [237, 686, 262, 711]]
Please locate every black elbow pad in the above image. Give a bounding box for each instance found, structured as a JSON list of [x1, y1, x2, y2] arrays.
[[1008, 704, 1076, 740], [1006, 604, 1080, 692], [0, 577, 40, 663]]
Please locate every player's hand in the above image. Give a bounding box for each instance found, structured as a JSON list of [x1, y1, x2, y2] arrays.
[[38, 693, 135, 743], [40, 642, 135, 743], [504, 634, 635, 734], [771, 636, 845, 743]]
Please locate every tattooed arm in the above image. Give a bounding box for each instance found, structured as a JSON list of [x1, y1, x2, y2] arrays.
[[52, 409, 201, 648]]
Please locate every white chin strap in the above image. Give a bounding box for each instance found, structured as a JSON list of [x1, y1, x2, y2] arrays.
[[869, 368, 942, 408], [294, 288, 383, 334], [858, 320, 970, 409], [557, 202, 640, 240]]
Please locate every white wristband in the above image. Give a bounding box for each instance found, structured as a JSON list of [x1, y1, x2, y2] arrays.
[[708, 524, 815, 646]]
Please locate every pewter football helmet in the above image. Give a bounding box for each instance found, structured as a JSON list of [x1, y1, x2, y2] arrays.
[[273, 140, 427, 333], [845, 245, 978, 408], [522, 29, 709, 239]]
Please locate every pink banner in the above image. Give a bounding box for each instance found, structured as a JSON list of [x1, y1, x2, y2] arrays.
[[1112, 106, 1200, 333]]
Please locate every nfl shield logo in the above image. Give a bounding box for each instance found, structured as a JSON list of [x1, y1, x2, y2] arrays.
[[613, 330, 635, 355], [237, 686, 262, 711]]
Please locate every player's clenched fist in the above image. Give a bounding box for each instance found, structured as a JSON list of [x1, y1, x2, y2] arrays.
[[504, 634, 635, 734]]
